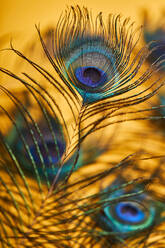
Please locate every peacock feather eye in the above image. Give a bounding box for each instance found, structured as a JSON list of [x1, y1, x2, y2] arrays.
[[4, 112, 71, 181], [49, 6, 156, 105], [3, 105, 90, 183], [96, 179, 165, 239], [23, 124, 65, 169], [60, 37, 119, 103], [53, 20, 119, 104], [4, 110, 108, 182]]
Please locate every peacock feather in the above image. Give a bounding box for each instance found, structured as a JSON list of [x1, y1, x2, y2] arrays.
[[142, 9, 165, 132], [0, 5, 165, 248], [143, 9, 165, 71], [95, 177, 165, 240]]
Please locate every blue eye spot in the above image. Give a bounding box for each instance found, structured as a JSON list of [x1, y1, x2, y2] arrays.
[[94, 179, 165, 239], [29, 140, 65, 167], [116, 202, 145, 223], [75, 66, 107, 88]]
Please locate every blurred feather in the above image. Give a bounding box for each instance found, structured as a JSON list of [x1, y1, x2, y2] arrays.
[[142, 9, 165, 71], [0, 5, 165, 248]]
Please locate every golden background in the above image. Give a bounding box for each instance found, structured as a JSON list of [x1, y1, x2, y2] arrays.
[[1, 0, 165, 37]]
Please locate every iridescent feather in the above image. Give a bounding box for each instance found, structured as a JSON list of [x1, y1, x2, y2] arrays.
[[0, 5, 165, 248], [143, 10, 165, 71], [95, 178, 165, 240], [142, 10, 165, 132]]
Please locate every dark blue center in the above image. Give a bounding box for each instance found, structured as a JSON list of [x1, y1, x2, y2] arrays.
[[29, 140, 65, 167], [75, 66, 107, 87], [116, 202, 145, 223]]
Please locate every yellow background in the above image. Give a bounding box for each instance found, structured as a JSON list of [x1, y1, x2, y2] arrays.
[[1, 0, 165, 37]]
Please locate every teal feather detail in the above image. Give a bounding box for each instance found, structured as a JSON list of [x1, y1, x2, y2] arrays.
[[95, 178, 165, 240], [4, 108, 107, 182]]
